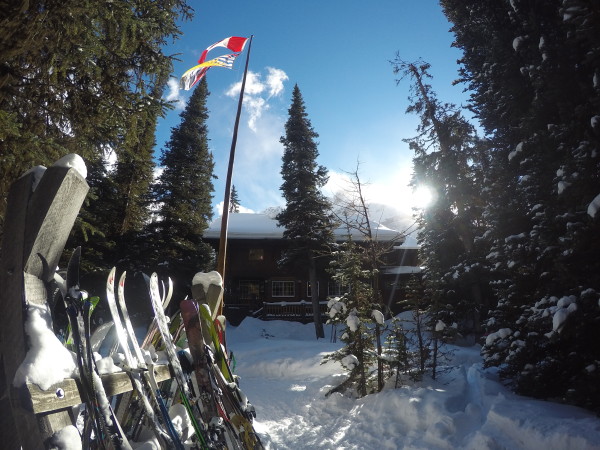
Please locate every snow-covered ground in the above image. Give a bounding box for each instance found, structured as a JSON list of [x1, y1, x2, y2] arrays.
[[227, 317, 600, 450]]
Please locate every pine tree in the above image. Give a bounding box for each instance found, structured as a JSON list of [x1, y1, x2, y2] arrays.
[[0, 0, 192, 249], [277, 84, 335, 339], [149, 77, 216, 299], [324, 235, 378, 397], [442, 0, 600, 411], [229, 185, 241, 213], [391, 59, 490, 337], [332, 166, 399, 389]]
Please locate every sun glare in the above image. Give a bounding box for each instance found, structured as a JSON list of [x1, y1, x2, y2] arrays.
[[412, 186, 434, 209]]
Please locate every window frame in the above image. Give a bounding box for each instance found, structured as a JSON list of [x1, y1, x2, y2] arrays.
[[271, 280, 295, 298], [306, 281, 320, 297], [328, 281, 348, 297]]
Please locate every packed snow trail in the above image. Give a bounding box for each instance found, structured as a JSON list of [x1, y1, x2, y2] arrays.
[[227, 318, 600, 450]]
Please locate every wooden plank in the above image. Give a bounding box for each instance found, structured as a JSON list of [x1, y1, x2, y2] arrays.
[[0, 165, 89, 448], [23, 165, 89, 287], [25, 365, 173, 414], [0, 172, 38, 450]]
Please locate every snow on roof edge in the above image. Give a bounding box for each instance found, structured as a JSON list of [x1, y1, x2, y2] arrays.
[[203, 213, 408, 243]]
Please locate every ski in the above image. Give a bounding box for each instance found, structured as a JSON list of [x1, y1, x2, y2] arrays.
[[116, 271, 184, 449], [190, 272, 263, 449], [64, 247, 131, 449], [148, 273, 212, 449], [105, 267, 174, 447]]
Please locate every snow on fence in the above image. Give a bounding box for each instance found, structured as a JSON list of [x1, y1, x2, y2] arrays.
[[261, 300, 329, 323], [0, 159, 175, 449]]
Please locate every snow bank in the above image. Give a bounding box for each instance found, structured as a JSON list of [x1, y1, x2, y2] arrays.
[[228, 317, 600, 450]]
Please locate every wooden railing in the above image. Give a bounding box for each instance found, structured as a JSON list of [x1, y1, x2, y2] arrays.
[[261, 300, 329, 323], [0, 160, 178, 449]]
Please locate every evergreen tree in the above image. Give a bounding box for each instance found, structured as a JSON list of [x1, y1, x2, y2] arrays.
[[442, 0, 600, 411], [391, 59, 490, 336], [332, 166, 400, 389], [0, 0, 191, 246], [229, 185, 241, 213], [277, 84, 335, 339], [324, 235, 378, 397], [149, 77, 215, 299]]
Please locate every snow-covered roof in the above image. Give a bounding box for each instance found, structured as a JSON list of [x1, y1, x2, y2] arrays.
[[203, 213, 405, 243]]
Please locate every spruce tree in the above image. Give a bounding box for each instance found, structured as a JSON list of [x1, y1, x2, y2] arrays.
[[324, 235, 378, 397], [149, 77, 215, 299], [277, 84, 335, 339], [442, 0, 600, 411], [229, 185, 241, 213], [391, 59, 490, 337], [0, 0, 192, 250]]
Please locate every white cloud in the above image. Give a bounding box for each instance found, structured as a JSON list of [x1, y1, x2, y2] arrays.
[[226, 71, 265, 97], [244, 96, 267, 132], [225, 67, 288, 132], [265, 67, 288, 98], [165, 78, 186, 110]]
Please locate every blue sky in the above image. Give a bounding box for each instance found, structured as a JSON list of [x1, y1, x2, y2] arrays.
[[156, 1, 469, 228]]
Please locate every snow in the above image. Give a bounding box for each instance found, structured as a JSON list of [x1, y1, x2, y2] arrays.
[[557, 180, 570, 194], [513, 36, 525, 51], [191, 270, 223, 291], [227, 317, 600, 449], [52, 153, 87, 179], [48, 425, 82, 450], [371, 309, 385, 325], [203, 213, 402, 242], [94, 353, 122, 374], [587, 193, 600, 218], [21, 165, 46, 191], [346, 309, 360, 332], [327, 297, 347, 318], [341, 354, 359, 370], [508, 142, 524, 161], [13, 303, 77, 390], [485, 327, 512, 346], [435, 320, 446, 332]]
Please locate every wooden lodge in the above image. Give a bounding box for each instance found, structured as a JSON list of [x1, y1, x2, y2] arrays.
[[202, 213, 421, 323]]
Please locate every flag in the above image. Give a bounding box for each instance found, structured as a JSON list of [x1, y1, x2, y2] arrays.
[[200, 53, 240, 69], [180, 66, 209, 91], [180, 53, 241, 90], [180, 36, 249, 91], [198, 36, 249, 64]]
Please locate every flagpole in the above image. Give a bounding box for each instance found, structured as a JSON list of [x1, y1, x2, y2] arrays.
[[216, 35, 253, 314]]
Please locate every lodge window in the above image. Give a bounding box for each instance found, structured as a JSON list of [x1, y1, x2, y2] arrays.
[[248, 248, 264, 261], [272, 280, 295, 297], [328, 281, 348, 297], [306, 281, 319, 297], [239, 280, 262, 300]]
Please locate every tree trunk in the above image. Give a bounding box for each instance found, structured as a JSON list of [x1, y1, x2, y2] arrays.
[[309, 257, 324, 339], [375, 322, 384, 392]]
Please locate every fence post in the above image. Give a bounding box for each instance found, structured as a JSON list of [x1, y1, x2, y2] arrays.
[[0, 163, 89, 449]]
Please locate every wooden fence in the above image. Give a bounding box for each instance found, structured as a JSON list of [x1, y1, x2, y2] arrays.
[[0, 162, 177, 449], [261, 300, 329, 323]]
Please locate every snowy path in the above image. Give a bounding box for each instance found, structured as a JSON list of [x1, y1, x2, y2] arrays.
[[227, 318, 600, 450]]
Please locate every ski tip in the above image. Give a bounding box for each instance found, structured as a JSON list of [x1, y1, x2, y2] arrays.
[[119, 270, 127, 287], [108, 266, 116, 285]]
